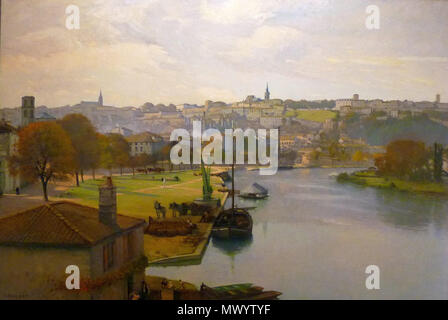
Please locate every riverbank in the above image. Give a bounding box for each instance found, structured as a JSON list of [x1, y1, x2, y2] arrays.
[[147, 190, 229, 265], [144, 275, 281, 300], [337, 170, 448, 196], [59, 170, 229, 265]]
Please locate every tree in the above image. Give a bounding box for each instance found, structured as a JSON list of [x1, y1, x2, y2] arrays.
[[433, 143, 444, 182], [378, 140, 430, 180], [60, 114, 100, 186], [9, 122, 75, 201], [90, 132, 103, 180], [352, 150, 368, 162], [99, 134, 130, 175], [98, 133, 114, 174], [160, 142, 176, 171], [128, 155, 141, 176], [374, 153, 386, 172], [109, 134, 130, 175]]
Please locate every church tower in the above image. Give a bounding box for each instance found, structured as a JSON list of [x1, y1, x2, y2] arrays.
[[264, 83, 270, 102], [21, 96, 35, 127], [98, 90, 103, 106]]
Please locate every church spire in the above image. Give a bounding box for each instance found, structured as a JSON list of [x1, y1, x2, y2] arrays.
[[98, 90, 103, 106], [264, 82, 270, 102]]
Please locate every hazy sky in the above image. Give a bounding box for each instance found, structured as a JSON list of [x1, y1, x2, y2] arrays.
[[1, 0, 448, 108]]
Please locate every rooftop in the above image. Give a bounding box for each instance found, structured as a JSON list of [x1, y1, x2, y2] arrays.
[[126, 131, 163, 143], [0, 119, 17, 134], [0, 201, 145, 248]]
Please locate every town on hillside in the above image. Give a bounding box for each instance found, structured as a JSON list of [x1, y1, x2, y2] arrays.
[[2, 0, 448, 303]]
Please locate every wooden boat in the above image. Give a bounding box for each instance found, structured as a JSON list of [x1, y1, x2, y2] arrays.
[[238, 182, 269, 200], [212, 207, 253, 239], [212, 122, 253, 239], [238, 193, 268, 200]]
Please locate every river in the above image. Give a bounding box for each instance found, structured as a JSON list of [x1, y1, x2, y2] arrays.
[[149, 168, 448, 299]]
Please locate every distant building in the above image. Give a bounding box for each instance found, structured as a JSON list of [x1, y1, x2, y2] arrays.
[[280, 135, 296, 151], [260, 115, 283, 129], [0, 119, 20, 194], [0, 178, 146, 300], [110, 125, 134, 137], [265, 83, 270, 102], [323, 119, 337, 131], [80, 90, 104, 107], [98, 90, 104, 106], [35, 111, 57, 122], [21, 96, 35, 127], [126, 132, 165, 156], [176, 103, 200, 112]]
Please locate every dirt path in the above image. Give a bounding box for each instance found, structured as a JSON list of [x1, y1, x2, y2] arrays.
[[0, 176, 85, 217]]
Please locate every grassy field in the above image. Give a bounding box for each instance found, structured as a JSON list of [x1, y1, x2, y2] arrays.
[[285, 110, 336, 123], [62, 171, 224, 220], [338, 171, 448, 195], [62, 170, 226, 263]]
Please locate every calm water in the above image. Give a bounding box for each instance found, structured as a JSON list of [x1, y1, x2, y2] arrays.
[[149, 168, 448, 299]]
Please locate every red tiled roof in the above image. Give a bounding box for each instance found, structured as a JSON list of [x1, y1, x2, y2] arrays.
[[0, 202, 145, 247]]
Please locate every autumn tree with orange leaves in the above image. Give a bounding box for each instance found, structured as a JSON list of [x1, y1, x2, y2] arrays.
[[374, 140, 431, 180], [9, 122, 75, 201], [60, 114, 101, 186]]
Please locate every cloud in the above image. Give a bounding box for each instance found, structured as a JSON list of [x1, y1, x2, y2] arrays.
[[1, 0, 448, 107], [399, 56, 448, 63], [199, 0, 276, 25], [224, 25, 303, 58]]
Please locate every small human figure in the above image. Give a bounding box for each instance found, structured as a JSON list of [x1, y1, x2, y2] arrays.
[[140, 280, 149, 300], [15, 187, 20, 195]]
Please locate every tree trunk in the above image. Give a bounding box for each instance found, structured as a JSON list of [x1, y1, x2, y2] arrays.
[[92, 169, 96, 180], [132, 168, 135, 176], [41, 178, 49, 202], [120, 167, 123, 176], [75, 172, 80, 187], [81, 169, 84, 183]]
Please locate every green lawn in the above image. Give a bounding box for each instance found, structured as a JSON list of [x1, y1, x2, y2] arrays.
[[285, 110, 336, 123], [62, 171, 224, 220], [339, 171, 447, 195]]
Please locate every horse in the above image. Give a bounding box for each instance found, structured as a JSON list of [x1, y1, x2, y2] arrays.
[[169, 202, 179, 218], [154, 201, 167, 219], [169, 202, 191, 217], [189, 203, 209, 216]]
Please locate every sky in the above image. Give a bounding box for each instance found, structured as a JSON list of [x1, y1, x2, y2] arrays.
[[1, 0, 448, 108]]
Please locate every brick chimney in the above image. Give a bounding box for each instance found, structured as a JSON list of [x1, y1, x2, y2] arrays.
[[99, 177, 117, 226]]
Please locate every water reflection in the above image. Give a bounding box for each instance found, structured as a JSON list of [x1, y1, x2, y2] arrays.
[[150, 168, 448, 299], [374, 188, 448, 231], [211, 236, 253, 257]]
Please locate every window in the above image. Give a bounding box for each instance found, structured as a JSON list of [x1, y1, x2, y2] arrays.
[[103, 241, 115, 272]]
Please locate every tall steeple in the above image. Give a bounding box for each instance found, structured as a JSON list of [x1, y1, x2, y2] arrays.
[[98, 90, 103, 106], [21, 96, 35, 127], [264, 83, 270, 102]]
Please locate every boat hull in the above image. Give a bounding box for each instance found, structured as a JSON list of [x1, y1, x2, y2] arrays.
[[238, 194, 269, 200], [212, 226, 253, 239]]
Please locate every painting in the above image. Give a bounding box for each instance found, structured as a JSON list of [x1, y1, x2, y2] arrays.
[[1, 0, 448, 304]]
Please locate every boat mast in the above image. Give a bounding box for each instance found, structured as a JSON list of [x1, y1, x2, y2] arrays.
[[231, 121, 235, 213]]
